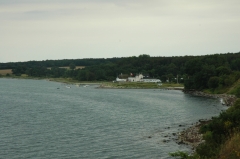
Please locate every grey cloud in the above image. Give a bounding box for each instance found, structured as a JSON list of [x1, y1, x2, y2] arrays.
[[0, 0, 240, 62]]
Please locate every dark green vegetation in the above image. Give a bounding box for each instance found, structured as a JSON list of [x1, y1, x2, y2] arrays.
[[1, 53, 240, 91], [196, 99, 240, 158], [170, 99, 240, 159]]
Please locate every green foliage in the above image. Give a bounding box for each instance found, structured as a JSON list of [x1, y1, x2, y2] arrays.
[[216, 66, 231, 76], [170, 151, 199, 159], [69, 63, 76, 70], [169, 151, 190, 159], [195, 99, 240, 158], [138, 54, 150, 58], [230, 85, 240, 98], [208, 76, 220, 89], [203, 131, 213, 141], [235, 87, 240, 98]]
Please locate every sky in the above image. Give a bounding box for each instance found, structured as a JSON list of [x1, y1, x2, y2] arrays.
[[0, 0, 240, 63]]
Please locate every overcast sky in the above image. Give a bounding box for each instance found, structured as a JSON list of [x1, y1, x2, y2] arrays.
[[1, 0, 240, 62]]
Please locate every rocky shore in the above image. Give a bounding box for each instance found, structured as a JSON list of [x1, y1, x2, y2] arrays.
[[183, 90, 237, 106], [176, 90, 237, 150], [177, 120, 211, 150]]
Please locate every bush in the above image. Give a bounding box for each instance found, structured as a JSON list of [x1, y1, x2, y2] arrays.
[[208, 76, 220, 89], [196, 99, 240, 158], [203, 131, 213, 141], [169, 151, 198, 159], [235, 86, 240, 98]]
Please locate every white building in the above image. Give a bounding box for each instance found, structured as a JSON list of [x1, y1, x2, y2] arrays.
[[116, 73, 161, 83], [128, 74, 143, 82], [116, 77, 127, 82], [141, 78, 161, 83]]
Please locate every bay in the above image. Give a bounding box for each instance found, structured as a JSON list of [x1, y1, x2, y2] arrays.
[[0, 78, 226, 159]]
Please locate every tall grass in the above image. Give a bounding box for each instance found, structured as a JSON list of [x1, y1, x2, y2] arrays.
[[219, 133, 240, 159]]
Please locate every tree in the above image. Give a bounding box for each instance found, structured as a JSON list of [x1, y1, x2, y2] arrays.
[[69, 63, 76, 70], [208, 76, 220, 89], [216, 66, 231, 76], [138, 54, 150, 58]]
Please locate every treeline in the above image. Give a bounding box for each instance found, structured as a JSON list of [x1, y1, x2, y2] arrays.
[[184, 53, 240, 92], [1, 52, 240, 92], [0, 58, 120, 69]]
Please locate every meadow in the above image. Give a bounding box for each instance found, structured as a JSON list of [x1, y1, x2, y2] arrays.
[[0, 69, 12, 75]]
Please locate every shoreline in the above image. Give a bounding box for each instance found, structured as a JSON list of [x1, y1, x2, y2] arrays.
[[183, 90, 237, 106], [1, 76, 184, 90], [176, 90, 237, 151], [1, 76, 102, 85], [97, 83, 184, 90], [177, 120, 211, 150]]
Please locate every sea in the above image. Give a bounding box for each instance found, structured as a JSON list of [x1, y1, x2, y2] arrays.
[[0, 78, 227, 159]]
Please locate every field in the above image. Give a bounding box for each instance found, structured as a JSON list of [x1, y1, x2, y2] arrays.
[[101, 82, 184, 89], [59, 66, 85, 69], [0, 69, 12, 75], [47, 66, 85, 70]]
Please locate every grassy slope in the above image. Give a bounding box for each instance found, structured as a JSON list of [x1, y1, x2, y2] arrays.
[[228, 79, 240, 97], [217, 80, 240, 159], [203, 79, 240, 96], [218, 133, 240, 159]]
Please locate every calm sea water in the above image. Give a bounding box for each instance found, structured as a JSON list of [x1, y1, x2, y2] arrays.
[[0, 78, 226, 159]]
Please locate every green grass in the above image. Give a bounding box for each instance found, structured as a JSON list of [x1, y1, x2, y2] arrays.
[[228, 80, 240, 97], [101, 82, 184, 89], [160, 83, 184, 87], [203, 79, 240, 95]]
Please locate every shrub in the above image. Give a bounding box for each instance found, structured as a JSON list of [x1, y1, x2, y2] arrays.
[[203, 131, 213, 141], [208, 76, 220, 89], [234, 86, 240, 98]]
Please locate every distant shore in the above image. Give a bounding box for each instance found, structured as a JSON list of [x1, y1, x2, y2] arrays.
[[1, 76, 186, 90], [1, 76, 101, 85], [96, 82, 184, 89]]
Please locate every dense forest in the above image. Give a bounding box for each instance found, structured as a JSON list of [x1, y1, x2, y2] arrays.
[[1, 52, 240, 93]]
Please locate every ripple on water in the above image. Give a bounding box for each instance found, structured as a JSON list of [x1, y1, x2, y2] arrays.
[[0, 78, 226, 159]]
